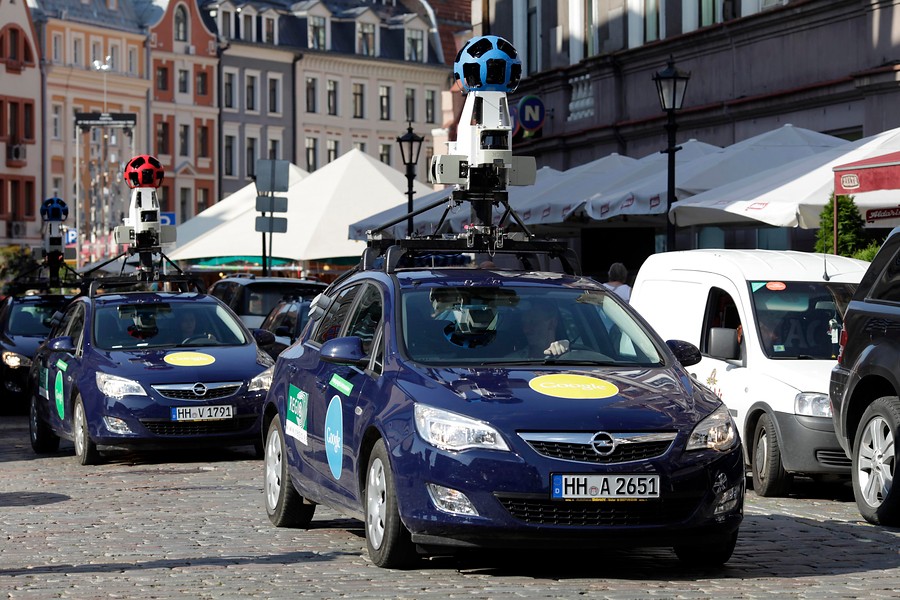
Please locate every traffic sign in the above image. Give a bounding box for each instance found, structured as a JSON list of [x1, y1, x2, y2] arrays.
[[517, 96, 546, 132], [256, 196, 288, 213], [65, 229, 77, 245], [256, 216, 288, 234], [160, 212, 176, 226], [256, 160, 290, 192]]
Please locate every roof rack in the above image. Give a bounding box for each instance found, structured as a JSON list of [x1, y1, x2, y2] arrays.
[[85, 273, 207, 298]]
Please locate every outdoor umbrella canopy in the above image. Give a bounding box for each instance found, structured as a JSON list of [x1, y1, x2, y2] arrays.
[[670, 126, 900, 229], [169, 149, 433, 262], [833, 151, 900, 224]]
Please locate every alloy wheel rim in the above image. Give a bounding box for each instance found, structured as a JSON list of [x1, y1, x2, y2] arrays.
[[29, 397, 38, 443], [857, 415, 895, 508], [366, 457, 387, 549], [756, 430, 769, 481], [265, 427, 282, 511], [74, 404, 85, 457]]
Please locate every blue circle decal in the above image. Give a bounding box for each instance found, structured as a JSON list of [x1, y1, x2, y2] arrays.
[[325, 395, 343, 479]]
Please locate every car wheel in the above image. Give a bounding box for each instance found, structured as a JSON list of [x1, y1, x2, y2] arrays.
[[751, 413, 792, 497], [852, 396, 900, 526], [364, 439, 416, 568], [674, 530, 738, 567], [73, 396, 101, 466], [264, 415, 315, 527], [29, 392, 59, 453]]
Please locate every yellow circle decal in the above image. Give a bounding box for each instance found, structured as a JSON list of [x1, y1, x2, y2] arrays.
[[528, 374, 619, 399], [164, 352, 216, 367]]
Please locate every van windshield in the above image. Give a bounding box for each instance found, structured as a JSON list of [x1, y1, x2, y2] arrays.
[[748, 281, 856, 359]]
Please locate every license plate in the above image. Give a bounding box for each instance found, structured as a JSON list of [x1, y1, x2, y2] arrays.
[[170, 405, 233, 421], [551, 474, 660, 500]]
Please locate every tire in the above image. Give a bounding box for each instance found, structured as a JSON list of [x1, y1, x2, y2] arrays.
[[29, 392, 59, 454], [674, 530, 738, 567], [73, 396, 100, 466], [264, 415, 315, 527], [751, 413, 792, 497], [851, 396, 900, 526], [364, 439, 416, 568]]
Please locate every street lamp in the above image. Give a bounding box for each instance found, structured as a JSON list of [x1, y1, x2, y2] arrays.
[[397, 122, 424, 236], [92, 55, 112, 113], [653, 56, 691, 251]]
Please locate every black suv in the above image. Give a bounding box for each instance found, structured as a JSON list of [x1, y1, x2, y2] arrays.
[[830, 226, 900, 525], [207, 275, 326, 329], [257, 296, 311, 360]]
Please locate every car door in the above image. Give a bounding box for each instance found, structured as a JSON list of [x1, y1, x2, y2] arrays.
[[40, 302, 86, 435]]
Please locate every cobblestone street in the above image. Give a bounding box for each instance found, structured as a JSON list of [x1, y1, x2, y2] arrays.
[[1, 416, 898, 599]]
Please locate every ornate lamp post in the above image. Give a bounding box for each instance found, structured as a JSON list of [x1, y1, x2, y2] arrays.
[[653, 57, 691, 251], [397, 122, 424, 236]]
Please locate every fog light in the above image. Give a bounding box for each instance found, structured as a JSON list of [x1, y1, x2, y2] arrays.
[[714, 483, 742, 515], [103, 416, 132, 434], [426, 483, 478, 516]]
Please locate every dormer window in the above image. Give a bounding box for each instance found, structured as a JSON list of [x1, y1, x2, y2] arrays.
[[174, 5, 188, 42], [221, 10, 233, 39], [357, 22, 375, 56], [264, 16, 276, 44], [309, 15, 326, 50], [242, 13, 255, 42], [405, 29, 424, 62]]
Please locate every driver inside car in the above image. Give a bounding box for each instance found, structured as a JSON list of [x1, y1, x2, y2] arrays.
[[178, 310, 214, 343]]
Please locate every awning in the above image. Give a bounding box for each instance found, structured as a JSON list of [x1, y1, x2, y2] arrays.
[[833, 151, 900, 223]]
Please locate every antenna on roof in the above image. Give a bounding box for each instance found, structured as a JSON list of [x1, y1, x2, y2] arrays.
[[823, 250, 831, 281]]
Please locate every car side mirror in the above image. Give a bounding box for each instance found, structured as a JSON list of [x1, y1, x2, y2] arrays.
[[320, 336, 368, 367], [252, 328, 276, 347], [708, 327, 740, 361], [48, 336, 76, 353], [666, 339, 702, 367], [274, 325, 291, 338]]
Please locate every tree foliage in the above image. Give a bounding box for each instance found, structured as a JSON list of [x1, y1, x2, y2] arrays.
[[0, 245, 40, 295], [815, 194, 867, 256]]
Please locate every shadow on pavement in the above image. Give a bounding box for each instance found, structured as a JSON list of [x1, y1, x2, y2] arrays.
[[0, 491, 70, 506]]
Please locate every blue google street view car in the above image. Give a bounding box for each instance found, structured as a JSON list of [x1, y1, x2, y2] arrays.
[[262, 254, 745, 567], [29, 283, 275, 464]]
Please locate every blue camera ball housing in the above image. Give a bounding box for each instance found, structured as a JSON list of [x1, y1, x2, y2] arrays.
[[453, 35, 522, 93], [40, 197, 68, 222]]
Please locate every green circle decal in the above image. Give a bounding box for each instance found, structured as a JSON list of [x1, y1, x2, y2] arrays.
[[54, 371, 65, 419]]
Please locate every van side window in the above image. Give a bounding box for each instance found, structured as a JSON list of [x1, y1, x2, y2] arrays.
[[701, 288, 742, 360]]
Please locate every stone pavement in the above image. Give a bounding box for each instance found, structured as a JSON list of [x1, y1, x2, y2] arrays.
[[1, 415, 898, 599]]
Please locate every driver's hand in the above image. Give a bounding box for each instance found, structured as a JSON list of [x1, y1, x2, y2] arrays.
[[543, 339, 570, 356]]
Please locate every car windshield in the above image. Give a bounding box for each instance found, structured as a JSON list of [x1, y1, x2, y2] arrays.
[[7, 301, 66, 336], [241, 283, 322, 317], [401, 286, 663, 367], [93, 302, 248, 350], [749, 280, 857, 359]]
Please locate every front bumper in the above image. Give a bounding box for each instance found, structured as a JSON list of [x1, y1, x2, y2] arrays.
[[770, 410, 850, 474]]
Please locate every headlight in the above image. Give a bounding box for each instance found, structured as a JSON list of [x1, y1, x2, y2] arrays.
[[96, 372, 146, 399], [414, 404, 509, 452], [257, 347, 274, 368], [2, 351, 31, 369], [248, 366, 274, 392], [795, 392, 831, 417], [686, 404, 737, 452]]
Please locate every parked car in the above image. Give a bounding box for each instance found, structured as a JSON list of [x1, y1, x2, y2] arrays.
[[28, 286, 275, 464], [261, 262, 744, 568], [830, 226, 900, 525], [208, 275, 326, 329], [0, 293, 72, 414], [631, 250, 867, 496], [258, 297, 311, 360]]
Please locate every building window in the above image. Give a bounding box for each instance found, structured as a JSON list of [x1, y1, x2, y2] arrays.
[[353, 141, 366, 153], [309, 16, 326, 50], [128, 47, 137, 74], [91, 41, 101, 64], [156, 122, 170, 155], [306, 77, 317, 113], [197, 71, 208, 96], [156, 66, 169, 91], [197, 187, 209, 212], [527, 0, 539, 75], [699, 0, 716, 26], [73, 38, 82, 66], [178, 69, 189, 93], [645, 0, 660, 42], [405, 29, 424, 62], [327, 139, 338, 163], [246, 74, 257, 111], [221, 10, 232, 39], [268, 77, 280, 113], [225, 135, 236, 176], [247, 137, 257, 177], [357, 22, 375, 56], [180, 187, 191, 222], [269, 138, 280, 159], [265, 17, 276, 44], [379, 85, 390, 120], [243, 14, 254, 41], [52, 177, 63, 197], [174, 5, 188, 42], [327, 80, 338, 116], [405, 88, 416, 122], [198, 125, 209, 157], [224, 72, 235, 108], [353, 83, 365, 118], [109, 45, 119, 70], [52, 34, 62, 63], [179, 124, 189, 156], [379, 143, 391, 166], [425, 90, 435, 124], [52, 105, 62, 139], [305, 137, 318, 171]]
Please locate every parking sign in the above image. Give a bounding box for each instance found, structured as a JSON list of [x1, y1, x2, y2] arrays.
[[160, 212, 176, 226], [65, 229, 77, 245]]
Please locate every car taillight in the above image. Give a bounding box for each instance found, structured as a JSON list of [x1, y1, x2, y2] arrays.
[[837, 327, 849, 364]]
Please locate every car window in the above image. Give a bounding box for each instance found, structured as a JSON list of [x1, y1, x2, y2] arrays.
[[211, 282, 237, 306], [7, 301, 63, 336], [242, 283, 324, 318], [869, 246, 900, 303], [312, 286, 360, 345], [65, 305, 86, 350], [345, 285, 383, 355], [93, 302, 247, 350], [401, 286, 662, 366], [261, 302, 288, 331]]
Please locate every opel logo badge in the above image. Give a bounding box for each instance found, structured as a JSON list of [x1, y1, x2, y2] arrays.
[[192, 383, 208, 397], [590, 431, 616, 456]]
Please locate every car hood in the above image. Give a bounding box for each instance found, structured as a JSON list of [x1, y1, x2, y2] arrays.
[[397, 363, 718, 431], [1, 334, 44, 358], [94, 344, 267, 384], [755, 359, 835, 394]]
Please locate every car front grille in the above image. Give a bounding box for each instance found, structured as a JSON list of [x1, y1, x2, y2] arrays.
[[495, 494, 698, 526], [141, 416, 257, 436], [151, 382, 242, 400], [520, 432, 676, 464], [816, 449, 852, 468]]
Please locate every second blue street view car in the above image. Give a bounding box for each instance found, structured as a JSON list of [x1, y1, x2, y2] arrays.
[[28, 282, 275, 464], [262, 262, 746, 568]]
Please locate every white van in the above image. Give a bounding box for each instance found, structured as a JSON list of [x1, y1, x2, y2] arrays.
[[631, 250, 867, 496]]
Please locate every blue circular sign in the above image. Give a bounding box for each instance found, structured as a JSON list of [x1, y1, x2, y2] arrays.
[[517, 96, 545, 132], [325, 395, 343, 479]]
